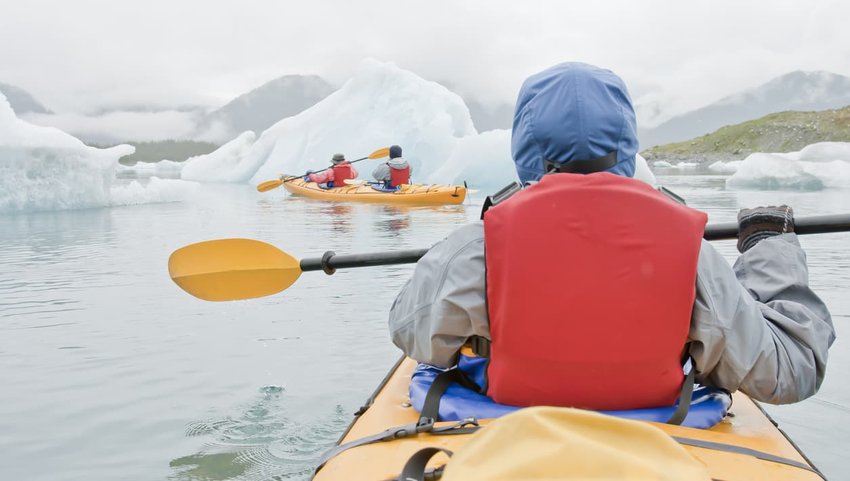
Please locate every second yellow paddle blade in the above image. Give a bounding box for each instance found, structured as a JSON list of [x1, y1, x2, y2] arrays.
[[168, 238, 302, 301], [257, 180, 284, 192], [368, 147, 390, 159]]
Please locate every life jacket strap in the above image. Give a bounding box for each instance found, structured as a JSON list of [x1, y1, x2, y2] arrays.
[[666, 358, 696, 425], [480, 182, 522, 219]]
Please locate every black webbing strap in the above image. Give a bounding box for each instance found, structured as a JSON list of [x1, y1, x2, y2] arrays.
[[317, 417, 478, 470], [666, 360, 696, 425], [672, 436, 827, 479], [316, 417, 434, 469], [316, 370, 481, 471], [544, 151, 618, 175], [469, 336, 490, 358], [396, 447, 453, 481], [421, 368, 482, 422], [392, 431, 825, 481]]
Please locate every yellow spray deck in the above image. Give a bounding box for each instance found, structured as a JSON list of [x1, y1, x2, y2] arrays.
[[282, 178, 466, 205], [313, 358, 823, 481]]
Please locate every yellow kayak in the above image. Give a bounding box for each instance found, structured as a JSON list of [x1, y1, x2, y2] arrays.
[[282, 178, 466, 205], [313, 358, 824, 481]]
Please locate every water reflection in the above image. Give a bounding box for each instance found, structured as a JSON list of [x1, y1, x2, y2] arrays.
[[372, 205, 411, 235], [317, 204, 354, 235]]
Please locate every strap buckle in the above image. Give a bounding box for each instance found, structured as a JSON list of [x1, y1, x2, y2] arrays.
[[383, 417, 435, 441]]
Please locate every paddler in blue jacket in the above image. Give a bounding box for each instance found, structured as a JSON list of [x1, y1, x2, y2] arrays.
[[387, 62, 835, 407], [372, 145, 412, 188]]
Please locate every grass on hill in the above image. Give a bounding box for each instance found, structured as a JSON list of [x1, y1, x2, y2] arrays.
[[642, 105, 850, 161]]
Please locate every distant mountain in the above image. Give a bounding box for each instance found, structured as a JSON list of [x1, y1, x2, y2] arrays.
[[640, 71, 850, 148], [0, 82, 51, 114], [202, 75, 335, 136], [641, 105, 850, 163]]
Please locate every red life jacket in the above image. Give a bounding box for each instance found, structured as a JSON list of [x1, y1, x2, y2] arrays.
[[389, 164, 410, 187], [331, 163, 355, 186], [483, 173, 707, 410]]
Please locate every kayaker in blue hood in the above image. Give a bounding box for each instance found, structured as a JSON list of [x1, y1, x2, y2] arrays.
[[512, 62, 637, 184], [387, 62, 834, 409]]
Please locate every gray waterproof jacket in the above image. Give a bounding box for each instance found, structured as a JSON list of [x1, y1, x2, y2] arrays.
[[388, 223, 835, 405], [372, 157, 412, 183]]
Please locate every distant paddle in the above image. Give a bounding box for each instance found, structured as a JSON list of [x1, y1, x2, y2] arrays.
[[169, 213, 850, 301], [256, 147, 391, 193], [342, 179, 372, 186]]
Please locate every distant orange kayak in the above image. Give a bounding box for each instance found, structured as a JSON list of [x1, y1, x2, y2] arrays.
[[282, 178, 466, 205]]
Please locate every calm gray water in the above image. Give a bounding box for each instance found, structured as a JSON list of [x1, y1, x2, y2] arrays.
[[1, 173, 848, 481]]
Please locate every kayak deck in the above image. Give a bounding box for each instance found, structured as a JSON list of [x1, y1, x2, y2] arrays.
[[282, 178, 466, 205], [313, 358, 823, 481]]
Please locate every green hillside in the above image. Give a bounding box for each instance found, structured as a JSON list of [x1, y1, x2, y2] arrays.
[[89, 140, 220, 165], [641, 105, 850, 162]]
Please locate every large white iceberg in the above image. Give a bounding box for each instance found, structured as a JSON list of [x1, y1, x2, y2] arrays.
[[181, 60, 477, 186], [0, 93, 132, 213], [181, 60, 656, 191]]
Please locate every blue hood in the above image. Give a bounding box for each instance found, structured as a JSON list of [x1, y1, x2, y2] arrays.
[[511, 62, 638, 184]]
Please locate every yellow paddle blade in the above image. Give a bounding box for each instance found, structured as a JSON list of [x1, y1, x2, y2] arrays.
[[368, 147, 391, 159], [256, 179, 284, 192], [168, 239, 302, 301], [343, 179, 370, 186]]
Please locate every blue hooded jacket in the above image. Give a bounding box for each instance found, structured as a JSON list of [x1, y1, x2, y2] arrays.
[[511, 62, 638, 185]]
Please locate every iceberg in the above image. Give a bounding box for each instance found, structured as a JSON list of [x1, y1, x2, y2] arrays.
[[184, 60, 657, 192], [726, 142, 850, 190], [180, 131, 257, 182], [0, 93, 131, 213], [708, 160, 742, 174], [110, 177, 199, 206], [426, 129, 514, 190], [0, 93, 197, 213]]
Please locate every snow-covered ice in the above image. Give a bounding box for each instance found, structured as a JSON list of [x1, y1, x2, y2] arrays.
[[180, 131, 256, 182], [0, 93, 198, 213], [727, 142, 850, 190], [708, 160, 742, 174], [110, 177, 199, 206]]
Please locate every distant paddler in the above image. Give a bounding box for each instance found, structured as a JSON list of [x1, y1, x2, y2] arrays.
[[371, 145, 412, 189], [302, 153, 359, 188]]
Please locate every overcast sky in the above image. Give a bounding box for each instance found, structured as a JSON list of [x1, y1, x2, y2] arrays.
[[2, 0, 849, 117]]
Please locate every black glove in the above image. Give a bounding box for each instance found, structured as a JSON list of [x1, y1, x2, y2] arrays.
[[737, 205, 795, 253]]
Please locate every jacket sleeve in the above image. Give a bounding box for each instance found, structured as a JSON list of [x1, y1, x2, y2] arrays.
[[350, 165, 359, 178], [689, 234, 835, 404], [308, 170, 331, 184], [388, 222, 490, 368], [372, 163, 389, 181]]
